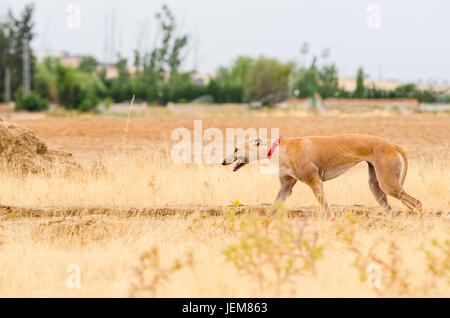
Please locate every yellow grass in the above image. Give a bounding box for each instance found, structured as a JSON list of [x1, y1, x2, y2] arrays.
[[0, 147, 448, 297], [0, 211, 448, 297], [0, 148, 448, 210]]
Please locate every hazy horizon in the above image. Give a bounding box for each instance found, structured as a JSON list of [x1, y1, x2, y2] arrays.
[[1, 0, 449, 84]]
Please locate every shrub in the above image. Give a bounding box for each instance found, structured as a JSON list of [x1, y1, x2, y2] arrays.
[[78, 94, 99, 112], [207, 79, 244, 103], [130, 246, 193, 297], [334, 214, 411, 296], [14, 89, 49, 112], [223, 202, 323, 294]]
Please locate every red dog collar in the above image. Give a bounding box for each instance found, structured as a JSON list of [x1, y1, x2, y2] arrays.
[[267, 137, 282, 159]]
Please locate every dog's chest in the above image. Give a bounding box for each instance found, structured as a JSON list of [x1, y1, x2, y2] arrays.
[[279, 165, 298, 179]]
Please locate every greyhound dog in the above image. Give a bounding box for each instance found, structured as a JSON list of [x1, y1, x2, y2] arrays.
[[221, 134, 423, 218]]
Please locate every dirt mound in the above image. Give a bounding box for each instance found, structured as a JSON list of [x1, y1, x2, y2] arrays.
[[0, 118, 77, 173]]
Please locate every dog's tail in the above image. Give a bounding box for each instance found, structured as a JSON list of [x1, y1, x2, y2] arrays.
[[394, 144, 408, 186]]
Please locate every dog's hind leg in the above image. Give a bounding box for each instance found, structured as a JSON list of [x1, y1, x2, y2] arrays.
[[373, 154, 423, 216], [271, 175, 297, 216], [367, 162, 392, 215], [381, 182, 423, 215]]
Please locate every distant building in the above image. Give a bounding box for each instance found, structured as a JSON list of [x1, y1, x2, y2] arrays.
[[35, 50, 86, 68], [191, 73, 212, 85], [60, 55, 85, 68], [339, 77, 402, 92], [97, 62, 119, 79], [35, 49, 65, 62], [34, 50, 216, 86]]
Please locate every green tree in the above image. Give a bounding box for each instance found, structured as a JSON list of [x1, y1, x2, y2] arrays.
[[149, 4, 189, 82], [33, 57, 59, 103], [393, 83, 437, 103], [55, 65, 80, 109], [14, 88, 48, 111], [55, 62, 106, 111], [160, 72, 208, 104], [293, 58, 341, 100], [0, 20, 11, 101], [293, 59, 319, 99], [8, 4, 36, 95], [0, 4, 36, 102], [213, 66, 244, 103], [109, 56, 133, 103], [128, 4, 189, 104], [318, 64, 339, 98], [231, 56, 254, 85], [230, 56, 254, 99], [78, 56, 98, 73], [246, 57, 294, 103], [354, 67, 366, 98], [133, 50, 141, 75]]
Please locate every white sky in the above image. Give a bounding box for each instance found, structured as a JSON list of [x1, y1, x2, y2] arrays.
[[1, 0, 449, 83]]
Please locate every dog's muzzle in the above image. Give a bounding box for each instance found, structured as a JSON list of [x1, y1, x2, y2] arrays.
[[221, 158, 245, 171], [232, 159, 245, 172]]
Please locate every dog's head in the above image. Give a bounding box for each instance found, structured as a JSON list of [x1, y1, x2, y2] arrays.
[[221, 137, 264, 171]]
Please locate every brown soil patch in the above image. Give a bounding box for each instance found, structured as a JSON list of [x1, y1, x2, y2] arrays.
[[11, 114, 450, 157], [0, 204, 444, 218]]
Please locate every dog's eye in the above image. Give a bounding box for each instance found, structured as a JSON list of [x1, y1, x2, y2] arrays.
[[234, 148, 238, 153]]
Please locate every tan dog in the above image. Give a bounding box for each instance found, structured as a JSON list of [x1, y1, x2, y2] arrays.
[[222, 134, 423, 218]]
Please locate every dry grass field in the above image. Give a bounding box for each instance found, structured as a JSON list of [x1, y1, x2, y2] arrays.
[[0, 113, 448, 297]]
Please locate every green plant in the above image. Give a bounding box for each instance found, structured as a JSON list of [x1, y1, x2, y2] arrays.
[[421, 239, 450, 284], [223, 202, 323, 294], [14, 89, 48, 111], [246, 57, 294, 103], [78, 56, 98, 73], [0, 4, 36, 103], [334, 214, 410, 296], [187, 200, 241, 233], [293, 60, 340, 99], [354, 67, 366, 98], [33, 57, 59, 103], [130, 246, 193, 297]]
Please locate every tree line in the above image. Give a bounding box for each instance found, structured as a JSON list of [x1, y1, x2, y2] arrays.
[[0, 4, 442, 112]]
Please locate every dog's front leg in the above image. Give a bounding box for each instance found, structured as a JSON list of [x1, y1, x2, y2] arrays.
[[271, 175, 297, 217], [295, 163, 335, 219], [308, 179, 335, 219]]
